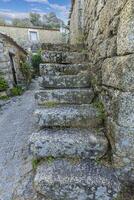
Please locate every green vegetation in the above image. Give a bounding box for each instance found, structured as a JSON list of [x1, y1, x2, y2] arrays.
[[0, 95, 9, 100], [32, 156, 55, 170], [93, 100, 106, 121], [10, 86, 23, 96], [32, 159, 40, 171], [41, 101, 59, 107], [31, 50, 43, 75], [20, 60, 32, 86], [0, 76, 8, 92]]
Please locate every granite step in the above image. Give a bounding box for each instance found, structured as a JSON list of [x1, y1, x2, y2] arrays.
[[35, 89, 94, 105], [29, 128, 107, 159], [42, 51, 88, 64], [40, 72, 90, 89], [34, 104, 102, 129], [34, 159, 119, 200], [40, 63, 89, 76]]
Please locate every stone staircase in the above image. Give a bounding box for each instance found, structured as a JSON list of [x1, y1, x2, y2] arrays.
[[13, 47, 120, 199]]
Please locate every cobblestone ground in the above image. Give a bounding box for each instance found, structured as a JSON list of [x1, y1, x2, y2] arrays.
[[0, 80, 38, 200]]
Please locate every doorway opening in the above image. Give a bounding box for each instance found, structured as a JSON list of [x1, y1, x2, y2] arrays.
[[9, 52, 18, 86]]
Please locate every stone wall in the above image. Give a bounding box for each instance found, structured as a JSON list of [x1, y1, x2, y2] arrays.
[[0, 33, 27, 89], [0, 25, 63, 50], [69, 0, 134, 177], [69, 0, 84, 44]]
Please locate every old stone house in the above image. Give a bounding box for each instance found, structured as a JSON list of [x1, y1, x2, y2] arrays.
[[0, 25, 64, 50], [69, 0, 134, 180], [0, 32, 27, 91]]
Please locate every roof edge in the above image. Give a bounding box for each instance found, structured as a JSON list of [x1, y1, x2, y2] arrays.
[[0, 24, 60, 32], [0, 32, 27, 55]]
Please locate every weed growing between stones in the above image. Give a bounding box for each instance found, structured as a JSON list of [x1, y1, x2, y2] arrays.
[[40, 101, 59, 108], [0, 76, 8, 92], [32, 159, 41, 171], [0, 95, 9, 100], [93, 100, 106, 122], [32, 156, 55, 170], [10, 86, 24, 96]]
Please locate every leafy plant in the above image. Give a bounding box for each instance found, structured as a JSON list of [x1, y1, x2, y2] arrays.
[[20, 60, 32, 86], [10, 86, 23, 96], [0, 95, 9, 100], [31, 50, 43, 75], [0, 76, 8, 91], [32, 159, 40, 170]]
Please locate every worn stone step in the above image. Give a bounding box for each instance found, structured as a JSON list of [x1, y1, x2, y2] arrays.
[[34, 159, 119, 200], [40, 72, 90, 89], [29, 128, 107, 159], [35, 89, 94, 105], [40, 63, 89, 76], [42, 51, 88, 64], [34, 105, 102, 129]]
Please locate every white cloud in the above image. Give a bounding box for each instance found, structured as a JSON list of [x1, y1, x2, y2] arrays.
[[0, 9, 29, 19]]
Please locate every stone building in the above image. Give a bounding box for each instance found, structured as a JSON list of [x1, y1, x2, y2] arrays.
[[69, 0, 134, 179], [0, 25, 64, 50], [0, 32, 27, 90]]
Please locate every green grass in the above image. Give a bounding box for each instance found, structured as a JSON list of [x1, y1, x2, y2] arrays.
[[0, 77, 8, 91], [0, 95, 10, 100], [10, 86, 23, 96]]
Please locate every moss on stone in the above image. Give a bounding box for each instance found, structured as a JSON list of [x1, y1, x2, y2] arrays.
[[113, 184, 134, 200], [41, 101, 59, 108], [93, 100, 106, 121], [32, 159, 40, 171]]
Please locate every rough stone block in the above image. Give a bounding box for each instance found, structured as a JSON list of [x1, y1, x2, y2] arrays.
[[40, 63, 89, 76], [40, 72, 90, 89], [102, 55, 134, 91], [117, 0, 134, 55], [101, 89, 134, 128], [42, 51, 88, 64], [29, 129, 107, 159], [34, 105, 102, 129], [12, 172, 46, 200], [34, 160, 119, 200], [106, 118, 134, 168], [35, 89, 94, 105]]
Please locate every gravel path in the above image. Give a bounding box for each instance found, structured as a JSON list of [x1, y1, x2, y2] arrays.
[[0, 80, 38, 200]]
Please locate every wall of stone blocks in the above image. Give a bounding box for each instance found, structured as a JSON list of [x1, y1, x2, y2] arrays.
[[0, 35, 26, 88], [70, 0, 134, 174], [69, 0, 85, 44], [0, 25, 63, 50]]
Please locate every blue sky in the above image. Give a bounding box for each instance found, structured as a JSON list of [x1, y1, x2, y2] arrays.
[[0, 0, 71, 23]]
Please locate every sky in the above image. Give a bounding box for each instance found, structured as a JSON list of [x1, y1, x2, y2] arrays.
[[0, 0, 71, 24]]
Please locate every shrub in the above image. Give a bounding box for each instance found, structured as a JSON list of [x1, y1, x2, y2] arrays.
[[31, 50, 43, 75], [10, 86, 23, 96], [20, 60, 32, 86], [0, 76, 8, 91]]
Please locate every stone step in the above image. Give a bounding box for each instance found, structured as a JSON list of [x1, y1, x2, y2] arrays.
[[34, 159, 119, 200], [29, 128, 108, 159], [41, 43, 85, 52], [40, 63, 89, 76], [40, 72, 90, 89], [34, 105, 102, 129], [42, 51, 88, 64], [35, 89, 94, 105]]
